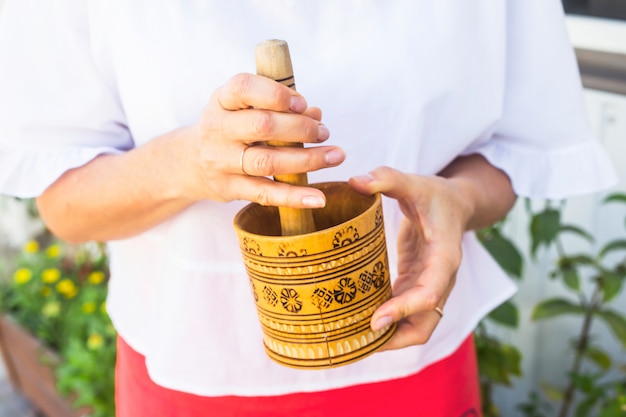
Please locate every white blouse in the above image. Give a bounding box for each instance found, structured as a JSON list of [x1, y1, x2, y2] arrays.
[[0, 0, 617, 396]]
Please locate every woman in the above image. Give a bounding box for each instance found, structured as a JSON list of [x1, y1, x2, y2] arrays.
[[0, 1, 616, 416]]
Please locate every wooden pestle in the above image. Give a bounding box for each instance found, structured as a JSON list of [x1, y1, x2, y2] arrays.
[[255, 39, 316, 236]]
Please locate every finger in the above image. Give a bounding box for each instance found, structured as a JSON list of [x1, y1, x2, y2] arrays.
[[228, 175, 327, 208], [348, 166, 416, 200], [240, 145, 345, 177], [370, 259, 454, 329], [371, 282, 443, 331], [218, 108, 330, 144], [216, 73, 308, 113], [378, 313, 441, 351], [302, 106, 322, 121]]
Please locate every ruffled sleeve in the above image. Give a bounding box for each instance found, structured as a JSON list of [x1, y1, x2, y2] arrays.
[[466, 0, 617, 199], [0, 0, 133, 198]]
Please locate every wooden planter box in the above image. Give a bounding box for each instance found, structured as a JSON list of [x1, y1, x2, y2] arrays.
[[0, 314, 88, 417]]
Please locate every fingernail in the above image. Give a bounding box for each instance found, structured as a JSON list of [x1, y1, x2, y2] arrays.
[[302, 195, 325, 208], [325, 148, 345, 165], [317, 124, 330, 142], [351, 173, 374, 184], [372, 316, 393, 331], [289, 96, 307, 113]]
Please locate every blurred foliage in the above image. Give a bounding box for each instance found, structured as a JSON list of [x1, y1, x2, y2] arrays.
[[0, 237, 115, 417], [477, 192, 626, 417]]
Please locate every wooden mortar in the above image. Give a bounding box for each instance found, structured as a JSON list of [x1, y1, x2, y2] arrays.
[[233, 40, 396, 369]]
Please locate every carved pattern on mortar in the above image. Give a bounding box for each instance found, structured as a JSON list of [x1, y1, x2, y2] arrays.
[[242, 231, 386, 277], [250, 257, 389, 315], [332, 226, 360, 248], [258, 292, 390, 335]]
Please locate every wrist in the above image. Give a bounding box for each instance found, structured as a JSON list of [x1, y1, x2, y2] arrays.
[[445, 176, 479, 232]]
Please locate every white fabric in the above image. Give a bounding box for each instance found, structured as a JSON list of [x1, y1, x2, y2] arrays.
[[0, 0, 617, 396]]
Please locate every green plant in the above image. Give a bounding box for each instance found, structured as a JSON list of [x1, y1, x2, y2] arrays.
[[476, 222, 525, 417], [523, 193, 626, 417], [0, 238, 116, 417]]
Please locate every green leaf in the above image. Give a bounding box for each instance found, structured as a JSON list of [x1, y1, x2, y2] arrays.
[[597, 309, 626, 348], [562, 268, 581, 292], [560, 254, 597, 267], [584, 345, 612, 370], [477, 343, 511, 385], [488, 300, 519, 328], [530, 208, 561, 257], [599, 239, 626, 260], [475, 336, 522, 386], [531, 298, 585, 321], [477, 227, 524, 279], [541, 381, 564, 402], [571, 371, 602, 394], [560, 224, 595, 244], [599, 272, 625, 303], [501, 344, 523, 377], [603, 193, 626, 205]]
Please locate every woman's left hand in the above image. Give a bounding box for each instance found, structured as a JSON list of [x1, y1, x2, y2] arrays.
[[348, 166, 472, 351]]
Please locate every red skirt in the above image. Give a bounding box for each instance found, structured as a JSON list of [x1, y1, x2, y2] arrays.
[[116, 336, 481, 417]]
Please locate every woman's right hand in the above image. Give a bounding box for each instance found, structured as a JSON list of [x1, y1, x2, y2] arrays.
[[181, 73, 346, 208], [36, 73, 345, 243]]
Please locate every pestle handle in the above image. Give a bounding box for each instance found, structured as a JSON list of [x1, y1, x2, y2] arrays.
[[255, 39, 316, 236]]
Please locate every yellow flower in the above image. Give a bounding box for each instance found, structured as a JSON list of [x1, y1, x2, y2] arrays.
[[42, 301, 61, 318], [23, 240, 39, 254], [13, 268, 32, 285], [87, 333, 104, 350], [40, 286, 52, 297], [100, 301, 107, 315], [41, 268, 61, 284], [56, 279, 78, 299], [45, 244, 62, 258], [81, 301, 96, 314], [88, 271, 105, 285]]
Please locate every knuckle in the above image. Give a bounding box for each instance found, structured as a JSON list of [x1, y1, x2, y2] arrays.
[[229, 73, 253, 97], [251, 151, 275, 176], [302, 119, 318, 142], [254, 187, 273, 206], [271, 86, 290, 109], [253, 112, 274, 139], [397, 303, 411, 320], [376, 166, 395, 177], [300, 152, 317, 171], [422, 290, 441, 311]]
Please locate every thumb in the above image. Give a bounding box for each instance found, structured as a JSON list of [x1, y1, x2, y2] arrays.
[[348, 166, 413, 200]]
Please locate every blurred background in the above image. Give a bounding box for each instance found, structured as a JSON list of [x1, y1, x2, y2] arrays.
[[0, 1, 624, 416]]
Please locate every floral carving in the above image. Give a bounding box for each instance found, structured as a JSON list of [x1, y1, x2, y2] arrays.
[[333, 277, 357, 305], [332, 226, 360, 248], [280, 288, 303, 313], [277, 243, 307, 257], [242, 237, 262, 255], [372, 261, 386, 289]]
